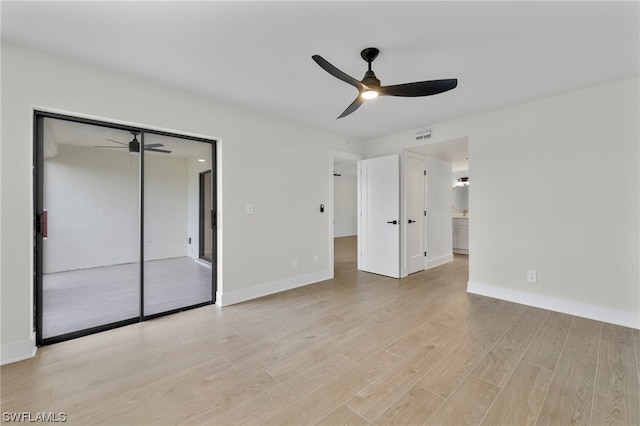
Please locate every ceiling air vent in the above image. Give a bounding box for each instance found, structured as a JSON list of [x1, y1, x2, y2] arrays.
[[416, 129, 432, 140]]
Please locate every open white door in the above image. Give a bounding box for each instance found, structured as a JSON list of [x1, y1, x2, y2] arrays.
[[358, 155, 400, 278], [405, 151, 427, 275]]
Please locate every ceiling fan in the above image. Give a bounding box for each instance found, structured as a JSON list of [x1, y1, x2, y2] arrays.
[[312, 47, 457, 119], [94, 131, 172, 154]]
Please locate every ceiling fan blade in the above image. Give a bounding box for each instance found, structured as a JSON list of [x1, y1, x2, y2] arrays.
[[144, 143, 164, 148], [379, 79, 458, 97], [94, 145, 127, 148], [312, 55, 364, 91], [106, 139, 129, 146], [145, 148, 172, 154], [337, 96, 365, 119]]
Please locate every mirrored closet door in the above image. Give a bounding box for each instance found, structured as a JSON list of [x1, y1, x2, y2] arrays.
[[34, 113, 216, 344], [142, 133, 213, 317]]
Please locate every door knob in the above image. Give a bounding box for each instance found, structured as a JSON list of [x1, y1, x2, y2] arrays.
[[408, 219, 416, 224], [387, 220, 398, 225]]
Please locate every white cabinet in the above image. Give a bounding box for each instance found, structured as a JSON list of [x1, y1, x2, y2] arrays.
[[453, 217, 468, 254]]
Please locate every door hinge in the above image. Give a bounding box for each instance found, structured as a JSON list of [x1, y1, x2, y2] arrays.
[[424, 251, 427, 257], [424, 210, 427, 216]]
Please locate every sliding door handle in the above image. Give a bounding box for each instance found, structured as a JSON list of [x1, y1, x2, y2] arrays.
[[37, 210, 48, 238], [387, 220, 398, 225]]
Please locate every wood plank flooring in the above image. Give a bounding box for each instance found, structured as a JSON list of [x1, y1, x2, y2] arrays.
[[2, 236, 639, 425]]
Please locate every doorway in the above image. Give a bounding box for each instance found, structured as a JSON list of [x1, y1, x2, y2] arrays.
[[34, 111, 217, 344], [331, 151, 360, 276], [199, 170, 213, 262]]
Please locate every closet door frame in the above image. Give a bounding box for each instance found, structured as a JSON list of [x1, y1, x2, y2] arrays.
[[33, 110, 217, 345]]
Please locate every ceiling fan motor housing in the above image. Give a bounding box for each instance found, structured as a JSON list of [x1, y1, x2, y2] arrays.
[[362, 70, 381, 88], [360, 47, 380, 62], [361, 48, 381, 88]]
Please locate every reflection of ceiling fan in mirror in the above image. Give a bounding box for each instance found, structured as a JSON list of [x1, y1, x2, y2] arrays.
[[94, 130, 172, 154]]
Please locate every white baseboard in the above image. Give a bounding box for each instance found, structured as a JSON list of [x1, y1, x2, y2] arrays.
[[427, 254, 454, 269], [467, 281, 640, 330], [216, 270, 332, 307], [1, 333, 37, 365]]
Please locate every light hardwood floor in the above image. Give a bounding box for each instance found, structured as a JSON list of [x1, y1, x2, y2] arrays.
[[2, 236, 639, 425]]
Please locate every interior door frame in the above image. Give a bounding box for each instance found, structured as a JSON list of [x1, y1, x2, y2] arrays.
[[199, 169, 213, 262], [33, 110, 218, 345], [402, 150, 428, 276]]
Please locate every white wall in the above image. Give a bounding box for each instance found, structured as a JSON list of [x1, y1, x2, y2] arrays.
[[0, 43, 362, 363], [364, 77, 640, 329]]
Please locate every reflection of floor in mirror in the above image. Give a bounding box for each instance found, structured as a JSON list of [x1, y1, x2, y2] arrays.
[[42, 256, 212, 338]]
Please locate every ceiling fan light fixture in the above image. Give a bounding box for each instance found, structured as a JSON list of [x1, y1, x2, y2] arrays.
[[312, 47, 457, 118], [361, 90, 378, 100]]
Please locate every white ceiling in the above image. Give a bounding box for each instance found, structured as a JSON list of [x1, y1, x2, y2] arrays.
[[2, 1, 638, 144]]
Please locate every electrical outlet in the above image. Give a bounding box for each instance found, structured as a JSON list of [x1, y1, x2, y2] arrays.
[[293, 257, 299, 269], [527, 270, 537, 283], [245, 203, 254, 215], [313, 255, 319, 264]]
